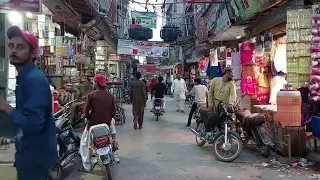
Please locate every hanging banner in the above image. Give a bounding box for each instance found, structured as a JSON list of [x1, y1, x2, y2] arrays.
[[117, 39, 169, 58], [0, 0, 41, 13], [230, 0, 280, 23], [137, 65, 157, 74], [208, 4, 231, 40], [110, 54, 129, 61], [131, 11, 157, 29]]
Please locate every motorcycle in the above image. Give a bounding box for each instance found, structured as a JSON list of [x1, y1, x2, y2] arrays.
[[49, 103, 81, 180], [89, 124, 120, 180], [55, 99, 87, 128], [234, 95, 273, 157], [190, 97, 243, 162], [151, 98, 164, 121]]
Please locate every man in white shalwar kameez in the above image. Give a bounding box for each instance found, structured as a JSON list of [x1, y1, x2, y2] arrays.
[[171, 74, 187, 112]]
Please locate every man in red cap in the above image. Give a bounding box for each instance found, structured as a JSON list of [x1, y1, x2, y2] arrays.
[[0, 26, 57, 179], [79, 74, 117, 172]]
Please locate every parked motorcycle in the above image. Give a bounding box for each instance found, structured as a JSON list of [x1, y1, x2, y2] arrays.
[[54, 99, 87, 128], [151, 98, 165, 121], [190, 97, 244, 162], [234, 96, 273, 157], [89, 124, 120, 180], [49, 104, 81, 180]]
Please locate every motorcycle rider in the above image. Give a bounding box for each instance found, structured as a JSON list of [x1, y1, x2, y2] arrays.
[[186, 78, 208, 127], [151, 76, 167, 111], [79, 74, 117, 172]]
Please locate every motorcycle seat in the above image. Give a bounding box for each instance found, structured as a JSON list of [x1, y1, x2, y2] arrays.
[[244, 113, 266, 127]]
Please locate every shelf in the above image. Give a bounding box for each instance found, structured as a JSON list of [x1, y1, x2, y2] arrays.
[[63, 65, 76, 67], [46, 74, 63, 77]]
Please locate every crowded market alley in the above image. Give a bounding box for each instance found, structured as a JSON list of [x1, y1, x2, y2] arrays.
[[0, 97, 317, 180]]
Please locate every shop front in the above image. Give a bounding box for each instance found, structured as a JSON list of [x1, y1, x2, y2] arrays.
[[0, 1, 47, 137]]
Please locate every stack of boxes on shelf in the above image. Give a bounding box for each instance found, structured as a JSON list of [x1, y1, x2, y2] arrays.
[[286, 8, 312, 88]]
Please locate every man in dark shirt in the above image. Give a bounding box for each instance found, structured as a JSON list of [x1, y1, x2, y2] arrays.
[[0, 26, 57, 179], [130, 72, 147, 130], [151, 76, 167, 99], [151, 76, 167, 111]]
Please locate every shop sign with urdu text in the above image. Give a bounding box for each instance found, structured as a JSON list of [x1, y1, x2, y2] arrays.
[[0, 0, 41, 13], [117, 39, 169, 58]]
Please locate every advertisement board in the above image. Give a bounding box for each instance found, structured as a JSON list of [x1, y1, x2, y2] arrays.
[[137, 65, 157, 74], [110, 55, 129, 61], [117, 39, 169, 58], [131, 11, 157, 29], [0, 0, 41, 13]]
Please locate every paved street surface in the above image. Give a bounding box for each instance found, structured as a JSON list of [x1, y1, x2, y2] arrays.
[[0, 96, 318, 179]]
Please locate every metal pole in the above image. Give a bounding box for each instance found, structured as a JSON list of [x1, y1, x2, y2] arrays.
[[179, 46, 184, 78]]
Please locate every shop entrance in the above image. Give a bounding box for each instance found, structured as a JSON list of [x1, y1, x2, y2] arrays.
[[0, 13, 15, 138]]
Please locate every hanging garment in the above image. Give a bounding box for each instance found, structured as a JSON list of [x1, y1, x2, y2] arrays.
[[258, 72, 270, 88], [241, 78, 257, 95], [240, 42, 254, 64], [241, 65, 256, 79], [273, 44, 287, 73], [269, 76, 287, 104]]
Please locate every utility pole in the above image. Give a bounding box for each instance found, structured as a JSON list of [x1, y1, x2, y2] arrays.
[[179, 46, 184, 78]]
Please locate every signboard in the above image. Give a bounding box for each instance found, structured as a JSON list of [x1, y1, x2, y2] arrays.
[[137, 65, 156, 74], [208, 4, 231, 40], [0, 0, 41, 13], [131, 11, 157, 29], [117, 39, 169, 58], [110, 55, 129, 61]]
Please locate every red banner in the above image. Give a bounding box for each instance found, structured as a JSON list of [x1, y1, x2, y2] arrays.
[[110, 55, 129, 61], [1, 0, 41, 13], [137, 65, 156, 74]]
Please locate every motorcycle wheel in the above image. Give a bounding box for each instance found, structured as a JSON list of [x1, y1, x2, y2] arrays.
[[156, 114, 159, 121], [259, 145, 271, 158], [48, 164, 62, 180], [196, 122, 206, 147], [105, 163, 113, 180], [212, 131, 243, 162]]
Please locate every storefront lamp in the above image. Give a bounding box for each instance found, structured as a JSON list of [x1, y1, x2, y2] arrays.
[[8, 11, 22, 25], [26, 12, 32, 18], [236, 35, 241, 39]]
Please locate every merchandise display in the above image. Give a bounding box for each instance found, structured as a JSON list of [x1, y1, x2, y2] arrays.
[[311, 5, 320, 102], [286, 8, 312, 88]]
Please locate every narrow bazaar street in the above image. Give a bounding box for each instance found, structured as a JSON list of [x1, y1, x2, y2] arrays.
[[1, 97, 316, 180]]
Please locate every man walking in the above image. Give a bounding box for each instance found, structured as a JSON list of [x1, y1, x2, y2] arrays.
[[0, 26, 57, 179], [208, 67, 237, 110], [186, 78, 208, 127], [171, 74, 187, 112], [130, 72, 147, 129]]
